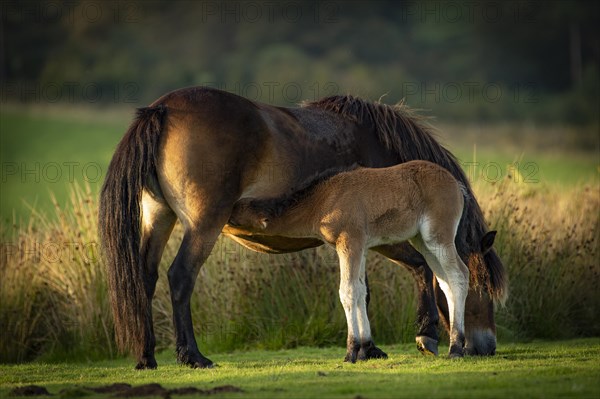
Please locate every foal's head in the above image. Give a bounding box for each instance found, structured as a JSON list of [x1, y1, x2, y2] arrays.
[[229, 199, 270, 231]]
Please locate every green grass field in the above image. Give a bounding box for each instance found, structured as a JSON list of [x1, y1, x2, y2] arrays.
[[2, 340, 599, 399], [0, 107, 130, 223]]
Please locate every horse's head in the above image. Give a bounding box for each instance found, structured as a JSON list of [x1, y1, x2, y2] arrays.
[[229, 198, 270, 231], [436, 230, 506, 356]]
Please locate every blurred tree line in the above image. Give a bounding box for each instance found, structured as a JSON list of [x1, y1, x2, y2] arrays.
[[1, 0, 598, 124]]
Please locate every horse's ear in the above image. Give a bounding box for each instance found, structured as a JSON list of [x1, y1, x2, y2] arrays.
[[480, 231, 497, 254]]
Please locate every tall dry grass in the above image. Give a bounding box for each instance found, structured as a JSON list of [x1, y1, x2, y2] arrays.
[[1, 177, 598, 362], [0, 185, 113, 362], [480, 177, 600, 339]]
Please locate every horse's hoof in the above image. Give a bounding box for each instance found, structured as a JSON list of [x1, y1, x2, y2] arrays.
[[416, 336, 438, 356], [190, 359, 214, 369], [176, 347, 214, 369], [357, 341, 388, 361], [182, 355, 214, 368], [135, 356, 158, 370], [182, 353, 213, 369], [448, 352, 464, 359]]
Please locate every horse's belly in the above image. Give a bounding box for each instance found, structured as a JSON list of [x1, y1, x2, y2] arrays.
[[367, 233, 414, 248], [222, 227, 324, 254], [367, 221, 420, 248]]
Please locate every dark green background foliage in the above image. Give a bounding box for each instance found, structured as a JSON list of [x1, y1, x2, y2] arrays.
[[2, 0, 599, 123]]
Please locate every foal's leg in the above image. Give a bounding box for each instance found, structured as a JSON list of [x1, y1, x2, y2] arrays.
[[372, 243, 440, 356], [434, 279, 497, 356], [433, 246, 469, 358], [137, 191, 176, 369], [336, 234, 380, 362], [412, 237, 469, 358]]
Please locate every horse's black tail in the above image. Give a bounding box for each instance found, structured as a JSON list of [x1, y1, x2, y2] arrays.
[[99, 105, 167, 357]]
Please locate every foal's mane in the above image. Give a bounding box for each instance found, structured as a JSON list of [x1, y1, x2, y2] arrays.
[[303, 95, 507, 303]]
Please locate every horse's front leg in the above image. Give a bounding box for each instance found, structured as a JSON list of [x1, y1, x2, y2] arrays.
[[372, 243, 440, 356]]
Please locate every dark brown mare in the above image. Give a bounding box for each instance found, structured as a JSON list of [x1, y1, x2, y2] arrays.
[[99, 87, 507, 369]]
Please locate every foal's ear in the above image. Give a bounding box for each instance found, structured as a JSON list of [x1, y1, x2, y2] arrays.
[[480, 231, 497, 254]]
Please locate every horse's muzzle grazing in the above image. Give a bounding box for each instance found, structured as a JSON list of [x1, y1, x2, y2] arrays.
[[464, 328, 497, 356]]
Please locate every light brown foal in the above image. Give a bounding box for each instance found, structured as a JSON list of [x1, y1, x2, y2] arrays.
[[230, 160, 497, 360]]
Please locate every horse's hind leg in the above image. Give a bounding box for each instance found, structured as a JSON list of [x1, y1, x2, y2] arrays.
[[167, 205, 233, 368], [137, 190, 176, 369], [360, 272, 389, 360], [371, 243, 440, 356]]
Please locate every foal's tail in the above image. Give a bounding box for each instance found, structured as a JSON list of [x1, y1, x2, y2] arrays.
[[99, 105, 167, 357]]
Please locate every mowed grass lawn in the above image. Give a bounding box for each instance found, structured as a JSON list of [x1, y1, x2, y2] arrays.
[[1, 339, 599, 398]]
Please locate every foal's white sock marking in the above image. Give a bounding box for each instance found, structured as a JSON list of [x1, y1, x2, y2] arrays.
[[356, 254, 372, 343], [337, 244, 372, 345], [338, 247, 361, 344], [416, 221, 468, 348], [435, 246, 468, 341]]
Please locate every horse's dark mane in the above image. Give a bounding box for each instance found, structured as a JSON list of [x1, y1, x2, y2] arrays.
[[251, 164, 359, 219], [303, 95, 507, 302], [303, 95, 459, 169]]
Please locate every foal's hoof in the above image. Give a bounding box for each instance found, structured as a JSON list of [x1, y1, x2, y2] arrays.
[[358, 341, 388, 361], [135, 357, 158, 370], [344, 339, 361, 363], [448, 344, 465, 359], [416, 336, 438, 356]]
